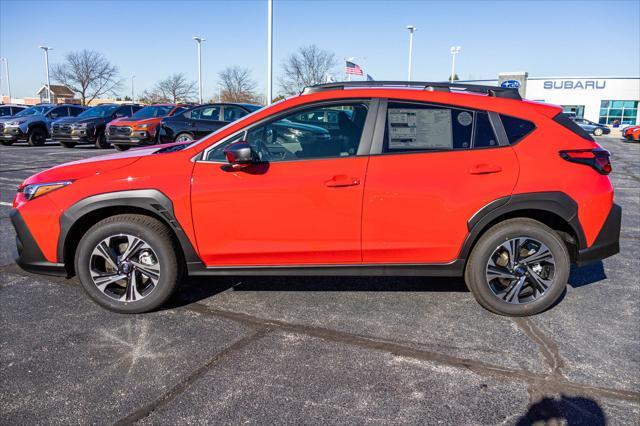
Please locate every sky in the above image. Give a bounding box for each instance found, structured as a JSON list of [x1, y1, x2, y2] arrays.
[[1, 0, 639, 100]]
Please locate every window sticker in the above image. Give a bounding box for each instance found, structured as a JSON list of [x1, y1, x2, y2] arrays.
[[388, 108, 453, 149], [457, 111, 473, 126]]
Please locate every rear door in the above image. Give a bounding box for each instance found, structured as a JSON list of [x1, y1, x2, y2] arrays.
[[362, 100, 520, 264]]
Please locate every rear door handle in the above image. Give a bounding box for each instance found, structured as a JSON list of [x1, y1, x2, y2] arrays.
[[469, 164, 502, 175], [325, 175, 360, 187]]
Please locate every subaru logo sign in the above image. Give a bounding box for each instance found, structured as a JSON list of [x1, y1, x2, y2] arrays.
[[501, 80, 521, 89]]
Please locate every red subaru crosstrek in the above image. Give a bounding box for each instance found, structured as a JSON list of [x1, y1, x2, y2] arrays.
[[10, 82, 621, 316]]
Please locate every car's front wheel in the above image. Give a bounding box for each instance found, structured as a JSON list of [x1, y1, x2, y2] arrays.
[[113, 144, 130, 151], [465, 218, 569, 316], [0, 140, 14, 146], [27, 127, 47, 146], [59, 141, 77, 148], [175, 132, 194, 143], [75, 214, 182, 313], [95, 131, 109, 149], [593, 127, 604, 136]]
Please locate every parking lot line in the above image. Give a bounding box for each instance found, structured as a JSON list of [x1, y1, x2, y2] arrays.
[[0, 201, 12, 206]]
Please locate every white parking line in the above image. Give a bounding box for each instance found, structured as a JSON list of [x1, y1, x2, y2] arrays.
[[0, 201, 12, 206]]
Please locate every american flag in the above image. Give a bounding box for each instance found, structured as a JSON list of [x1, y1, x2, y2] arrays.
[[345, 61, 364, 76]]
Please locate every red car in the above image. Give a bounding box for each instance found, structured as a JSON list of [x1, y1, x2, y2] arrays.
[[106, 103, 191, 151], [10, 81, 621, 316], [623, 125, 640, 141]]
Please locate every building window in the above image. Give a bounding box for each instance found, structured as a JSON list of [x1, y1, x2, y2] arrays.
[[599, 100, 638, 125], [562, 105, 585, 118]]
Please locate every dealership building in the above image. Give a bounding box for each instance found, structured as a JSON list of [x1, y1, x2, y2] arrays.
[[461, 73, 640, 126]]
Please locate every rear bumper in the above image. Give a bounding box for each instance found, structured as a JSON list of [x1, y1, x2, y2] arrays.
[[9, 209, 67, 276], [576, 203, 621, 266]]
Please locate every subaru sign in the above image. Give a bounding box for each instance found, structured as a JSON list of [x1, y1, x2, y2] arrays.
[[543, 80, 607, 90], [500, 80, 521, 89]]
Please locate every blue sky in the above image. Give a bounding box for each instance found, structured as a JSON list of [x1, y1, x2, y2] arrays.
[[1, 0, 638, 100]]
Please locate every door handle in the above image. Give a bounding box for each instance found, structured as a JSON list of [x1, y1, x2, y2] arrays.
[[469, 164, 502, 175], [325, 175, 360, 187]]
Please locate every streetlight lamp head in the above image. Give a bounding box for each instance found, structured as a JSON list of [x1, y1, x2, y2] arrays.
[[407, 25, 416, 32], [193, 37, 206, 43], [39, 46, 53, 51]]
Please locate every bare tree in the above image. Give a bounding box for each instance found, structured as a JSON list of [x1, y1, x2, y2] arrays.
[[280, 45, 337, 95], [155, 73, 197, 103], [218, 66, 259, 103], [51, 50, 121, 105]]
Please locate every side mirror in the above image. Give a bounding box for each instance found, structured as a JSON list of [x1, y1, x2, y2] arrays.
[[223, 141, 256, 168]]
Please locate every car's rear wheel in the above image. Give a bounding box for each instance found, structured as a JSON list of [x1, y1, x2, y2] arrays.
[[175, 132, 194, 143], [465, 218, 569, 316], [95, 131, 109, 149], [0, 140, 14, 146], [593, 127, 604, 136], [75, 214, 182, 313], [59, 141, 77, 148], [113, 144, 130, 151], [27, 127, 47, 146]]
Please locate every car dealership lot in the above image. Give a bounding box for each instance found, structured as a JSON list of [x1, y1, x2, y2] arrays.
[[1, 138, 638, 423]]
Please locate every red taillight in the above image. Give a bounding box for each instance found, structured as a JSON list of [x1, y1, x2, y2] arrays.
[[559, 148, 612, 175]]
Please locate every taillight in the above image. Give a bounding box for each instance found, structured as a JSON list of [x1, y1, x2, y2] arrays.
[[559, 148, 612, 175]]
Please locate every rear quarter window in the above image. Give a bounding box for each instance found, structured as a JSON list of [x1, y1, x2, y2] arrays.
[[552, 113, 594, 141], [499, 114, 536, 144]]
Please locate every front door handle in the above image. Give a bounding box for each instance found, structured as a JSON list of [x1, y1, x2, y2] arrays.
[[469, 164, 502, 175], [325, 175, 360, 187]]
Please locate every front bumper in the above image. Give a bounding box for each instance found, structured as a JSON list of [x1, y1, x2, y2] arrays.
[[1, 126, 27, 141], [57, 128, 97, 143], [576, 203, 621, 266], [9, 209, 67, 276], [107, 129, 154, 146]]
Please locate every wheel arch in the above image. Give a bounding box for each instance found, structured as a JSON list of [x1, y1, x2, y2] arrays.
[[59, 189, 203, 276], [459, 192, 586, 265]]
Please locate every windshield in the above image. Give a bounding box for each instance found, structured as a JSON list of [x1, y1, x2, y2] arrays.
[[132, 105, 173, 119], [15, 105, 54, 117], [78, 105, 119, 118]]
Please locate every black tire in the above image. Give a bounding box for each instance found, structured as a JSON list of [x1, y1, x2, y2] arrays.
[[75, 214, 183, 314], [0, 140, 14, 146], [95, 131, 109, 149], [59, 141, 77, 149], [174, 132, 194, 143], [27, 127, 47, 146], [465, 218, 569, 316], [593, 128, 604, 136], [113, 144, 130, 151]]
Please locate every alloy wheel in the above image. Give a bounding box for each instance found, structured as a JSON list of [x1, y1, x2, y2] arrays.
[[89, 234, 160, 302], [485, 237, 556, 304]]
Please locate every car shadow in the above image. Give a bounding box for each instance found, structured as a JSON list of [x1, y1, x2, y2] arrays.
[[166, 275, 469, 309], [516, 394, 605, 425], [568, 261, 607, 288]]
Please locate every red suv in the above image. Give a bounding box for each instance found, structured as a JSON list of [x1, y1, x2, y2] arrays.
[[10, 82, 621, 316]]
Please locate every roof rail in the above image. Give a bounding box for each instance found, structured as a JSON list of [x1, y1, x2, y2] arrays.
[[302, 81, 522, 100]]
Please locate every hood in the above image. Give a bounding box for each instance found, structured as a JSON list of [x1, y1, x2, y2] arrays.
[[52, 116, 80, 125], [21, 145, 165, 186], [0, 115, 41, 124], [72, 116, 110, 125]]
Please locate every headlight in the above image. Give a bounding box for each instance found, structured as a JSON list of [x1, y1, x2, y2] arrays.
[[74, 123, 91, 129], [5, 120, 24, 126], [19, 181, 73, 201], [138, 124, 149, 129]]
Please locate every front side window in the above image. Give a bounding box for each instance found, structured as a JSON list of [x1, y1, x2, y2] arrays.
[[383, 102, 498, 153], [0, 106, 11, 117], [190, 106, 221, 120], [205, 102, 369, 162]]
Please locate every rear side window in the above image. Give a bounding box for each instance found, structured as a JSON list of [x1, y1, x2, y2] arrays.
[[499, 114, 536, 144], [383, 102, 498, 153], [552, 112, 594, 141]]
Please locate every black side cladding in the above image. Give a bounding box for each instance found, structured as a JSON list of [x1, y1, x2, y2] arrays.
[[553, 113, 595, 141]]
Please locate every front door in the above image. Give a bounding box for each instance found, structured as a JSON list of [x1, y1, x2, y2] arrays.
[[362, 101, 520, 264], [190, 101, 373, 266]]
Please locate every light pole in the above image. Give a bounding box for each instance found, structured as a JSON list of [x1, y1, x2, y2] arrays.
[[193, 37, 205, 104], [267, 0, 273, 105], [450, 46, 461, 83], [0, 58, 10, 102], [131, 75, 135, 102], [39, 46, 53, 103], [406, 25, 416, 81]]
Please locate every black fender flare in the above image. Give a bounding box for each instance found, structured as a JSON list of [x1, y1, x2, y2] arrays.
[[458, 191, 587, 261], [28, 122, 49, 136], [58, 189, 203, 270]]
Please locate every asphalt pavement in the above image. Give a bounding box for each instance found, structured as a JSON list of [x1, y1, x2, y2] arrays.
[[1, 137, 638, 424]]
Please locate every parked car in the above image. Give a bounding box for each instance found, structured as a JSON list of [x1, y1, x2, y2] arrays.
[[52, 104, 142, 148], [106, 104, 192, 151], [0, 104, 28, 118], [571, 117, 610, 136], [158, 103, 261, 143], [0, 104, 85, 146], [10, 81, 620, 316], [622, 125, 640, 141]]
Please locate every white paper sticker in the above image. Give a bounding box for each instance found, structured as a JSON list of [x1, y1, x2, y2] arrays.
[[457, 111, 473, 126], [388, 109, 453, 149]]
